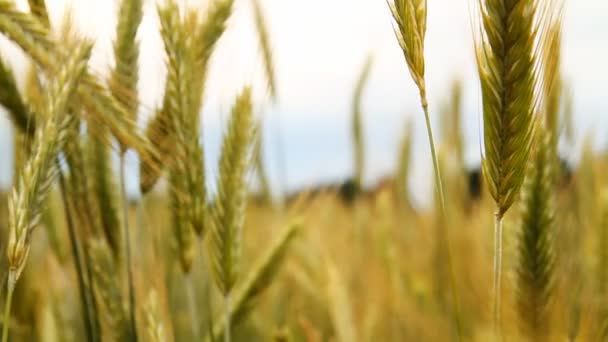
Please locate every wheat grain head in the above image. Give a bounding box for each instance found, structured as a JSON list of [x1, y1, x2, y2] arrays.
[[7, 40, 92, 281], [516, 124, 555, 340], [209, 87, 254, 295]]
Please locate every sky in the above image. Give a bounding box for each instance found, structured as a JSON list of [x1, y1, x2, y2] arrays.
[[0, 0, 607, 206]]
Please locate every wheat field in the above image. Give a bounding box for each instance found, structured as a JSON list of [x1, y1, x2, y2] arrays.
[[0, 0, 605, 341]]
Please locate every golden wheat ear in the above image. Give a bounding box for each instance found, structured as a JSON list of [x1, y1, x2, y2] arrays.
[[207, 87, 254, 341], [110, 0, 143, 145], [139, 0, 234, 195], [157, 0, 197, 273], [209, 87, 254, 296]]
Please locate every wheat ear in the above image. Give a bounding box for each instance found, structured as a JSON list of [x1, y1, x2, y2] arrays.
[[157, 1, 197, 273], [140, 0, 234, 194], [516, 126, 555, 341], [250, 0, 277, 100], [209, 87, 254, 342]]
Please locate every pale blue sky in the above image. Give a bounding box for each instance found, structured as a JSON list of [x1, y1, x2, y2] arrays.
[[0, 0, 607, 206]]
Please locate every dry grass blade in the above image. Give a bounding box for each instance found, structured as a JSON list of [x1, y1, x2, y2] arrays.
[[0, 54, 35, 134], [516, 126, 555, 341], [250, 0, 277, 101], [208, 220, 300, 341], [395, 118, 413, 207]]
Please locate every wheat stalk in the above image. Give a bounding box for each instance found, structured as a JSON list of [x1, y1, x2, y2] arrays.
[[388, 1, 462, 337], [3, 40, 92, 342], [474, 0, 556, 333], [110, 1, 144, 338]]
